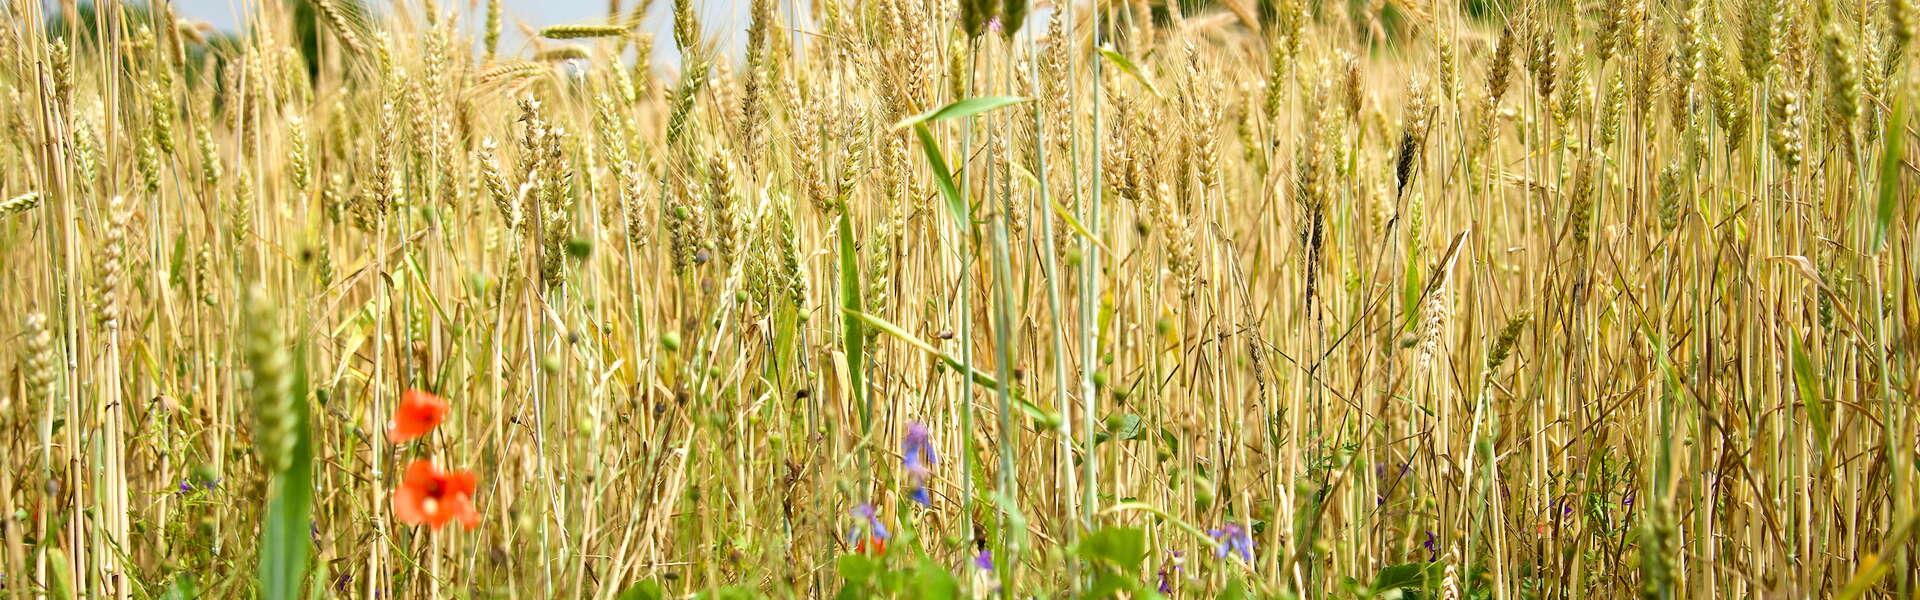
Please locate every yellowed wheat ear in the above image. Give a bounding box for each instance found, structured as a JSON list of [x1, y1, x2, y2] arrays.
[[1419, 228, 1470, 372], [21, 312, 56, 402], [312, 0, 369, 56]]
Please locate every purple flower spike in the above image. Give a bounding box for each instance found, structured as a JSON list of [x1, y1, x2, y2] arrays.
[[973, 549, 993, 571], [1208, 523, 1255, 563]]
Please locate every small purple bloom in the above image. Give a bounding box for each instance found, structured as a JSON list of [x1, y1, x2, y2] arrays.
[[1155, 551, 1185, 593], [1622, 489, 1636, 509], [903, 423, 935, 475], [177, 473, 220, 494], [849, 504, 890, 543], [1208, 523, 1255, 563], [903, 422, 936, 506], [973, 549, 993, 571], [1422, 530, 1438, 562]]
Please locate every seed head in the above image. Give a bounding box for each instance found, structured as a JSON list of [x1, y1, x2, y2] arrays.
[[243, 286, 295, 473], [1001, 0, 1029, 39], [1488, 22, 1518, 107], [0, 192, 41, 220], [22, 312, 57, 402], [1527, 19, 1558, 102], [94, 196, 131, 332], [1822, 23, 1861, 131], [1487, 311, 1531, 372], [962, 0, 1000, 39], [539, 24, 630, 40], [1768, 80, 1805, 169]]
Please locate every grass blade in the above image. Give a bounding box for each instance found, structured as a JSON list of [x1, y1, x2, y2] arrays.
[[1789, 328, 1829, 454], [1098, 46, 1161, 97], [1874, 86, 1907, 253], [892, 96, 1030, 130], [838, 210, 869, 430], [1010, 162, 1111, 253], [913, 123, 973, 229]]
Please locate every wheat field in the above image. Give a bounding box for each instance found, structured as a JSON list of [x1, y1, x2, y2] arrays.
[[1, 0, 1917, 597]]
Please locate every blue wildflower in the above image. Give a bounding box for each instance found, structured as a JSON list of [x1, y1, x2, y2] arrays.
[[970, 543, 1002, 594], [1208, 522, 1255, 563], [1155, 551, 1185, 593], [902, 422, 936, 506], [1423, 530, 1438, 562], [903, 423, 935, 474], [848, 504, 890, 554], [178, 472, 219, 494], [850, 504, 889, 541]]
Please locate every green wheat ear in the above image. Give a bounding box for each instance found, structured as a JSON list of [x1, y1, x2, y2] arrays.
[[539, 24, 631, 40], [0, 192, 41, 220]]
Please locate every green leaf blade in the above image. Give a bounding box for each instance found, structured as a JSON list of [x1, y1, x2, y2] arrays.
[[1874, 87, 1908, 253], [838, 210, 869, 430], [892, 96, 1030, 130]]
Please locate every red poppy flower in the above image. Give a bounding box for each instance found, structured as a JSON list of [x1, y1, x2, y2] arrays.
[[854, 535, 887, 555], [387, 388, 450, 444], [392, 460, 480, 530]]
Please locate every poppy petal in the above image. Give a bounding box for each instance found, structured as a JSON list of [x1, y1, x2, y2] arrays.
[[445, 469, 478, 496], [392, 486, 427, 525], [452, 495, 481, 530], [402, 460, 438, 486], [423, 500, 452, 528], [388, 389, 449, 444]]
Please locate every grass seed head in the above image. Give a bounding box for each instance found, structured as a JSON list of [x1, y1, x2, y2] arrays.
[[21, 312, 56, 402], [243, 286, 295, 474], [0, 192, 41, 220], [540, 24, 631, 40]]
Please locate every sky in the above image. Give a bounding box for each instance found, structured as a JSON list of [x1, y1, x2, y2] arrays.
[[160, 0, 758, 68], [71, 0, 1062, 71]]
